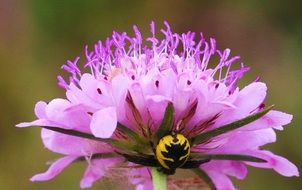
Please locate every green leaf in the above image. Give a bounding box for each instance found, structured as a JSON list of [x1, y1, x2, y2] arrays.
[[154, 102, 174, 144], [192, 105, 274, 145], [192, 168, 216, 190], [41, 126, 135, 151], [191, 153, 266, 163]]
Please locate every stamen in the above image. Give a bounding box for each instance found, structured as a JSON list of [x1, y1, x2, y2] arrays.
[[58, 21, 244, 95]]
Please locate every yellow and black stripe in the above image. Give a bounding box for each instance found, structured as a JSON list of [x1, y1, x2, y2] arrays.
[[155, 134, 190, 174]]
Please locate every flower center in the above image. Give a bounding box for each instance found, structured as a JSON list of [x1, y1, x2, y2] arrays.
[[155, 134, 190, 174]]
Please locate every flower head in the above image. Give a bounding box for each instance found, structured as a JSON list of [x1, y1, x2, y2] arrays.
[[17, 21, 299, 189]]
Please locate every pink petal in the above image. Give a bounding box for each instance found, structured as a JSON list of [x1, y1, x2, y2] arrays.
[[186, 80, 208, 127], [235, 82, 267, 113], [18, 101, 91, 131], [140, 68, 176, 101], [34, 101, 47, 118], [128, 167, 153, 190], [243, 110, 293, 131], [145, 95, 169, 126], [111, 74, 130, 104], [79, 74, 102, 99], [172, 88, 194, 115], [244, 150, 299, 177], [45, 98, 71, 120], [263, 110, 293, 130], [41, 128, 112, 155], [202, 160, 247, 180], [61, 104, 91, 132], [200, 168, 236, 190], [90, 107, 117, 138], [31, 155, 77, 181], [66, 83, 102, 110], [80, 158, 122, 188], [16, 119, 56, 128], [16, 101, 57, 128], [79, 73, 114, 107], [212, 100, 236, 108], [127, 82, 149, 122], [213, 128, 276, 153], [45, 99, 90, 131], [135, 181, 153, 190]]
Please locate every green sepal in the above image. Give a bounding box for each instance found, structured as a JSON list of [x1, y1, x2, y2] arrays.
[[154, 102, 174, 144], [192, 168, 216, 190], [41, 126, 137, 151], [117, 123, 149, 145], [75, 152, 118, 162], [192, 105, 274, 145], [191, 153, 266, 163], [116, 152, 159, 167]]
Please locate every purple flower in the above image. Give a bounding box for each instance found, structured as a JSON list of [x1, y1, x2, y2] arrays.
[[17, 21, 299, 190]]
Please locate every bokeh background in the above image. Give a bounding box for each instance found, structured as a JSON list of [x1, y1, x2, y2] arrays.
[[1, 0, 301, 189]]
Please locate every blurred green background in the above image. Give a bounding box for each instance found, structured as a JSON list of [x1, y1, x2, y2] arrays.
[[1, 0, 301, 189]]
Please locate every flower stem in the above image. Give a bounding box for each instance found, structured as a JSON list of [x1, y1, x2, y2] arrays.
[[152, 167, 167, 190]]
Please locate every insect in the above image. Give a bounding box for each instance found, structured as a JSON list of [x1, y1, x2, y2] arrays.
[[120, 133, 211, 175], [155, 134, 191, 174]]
